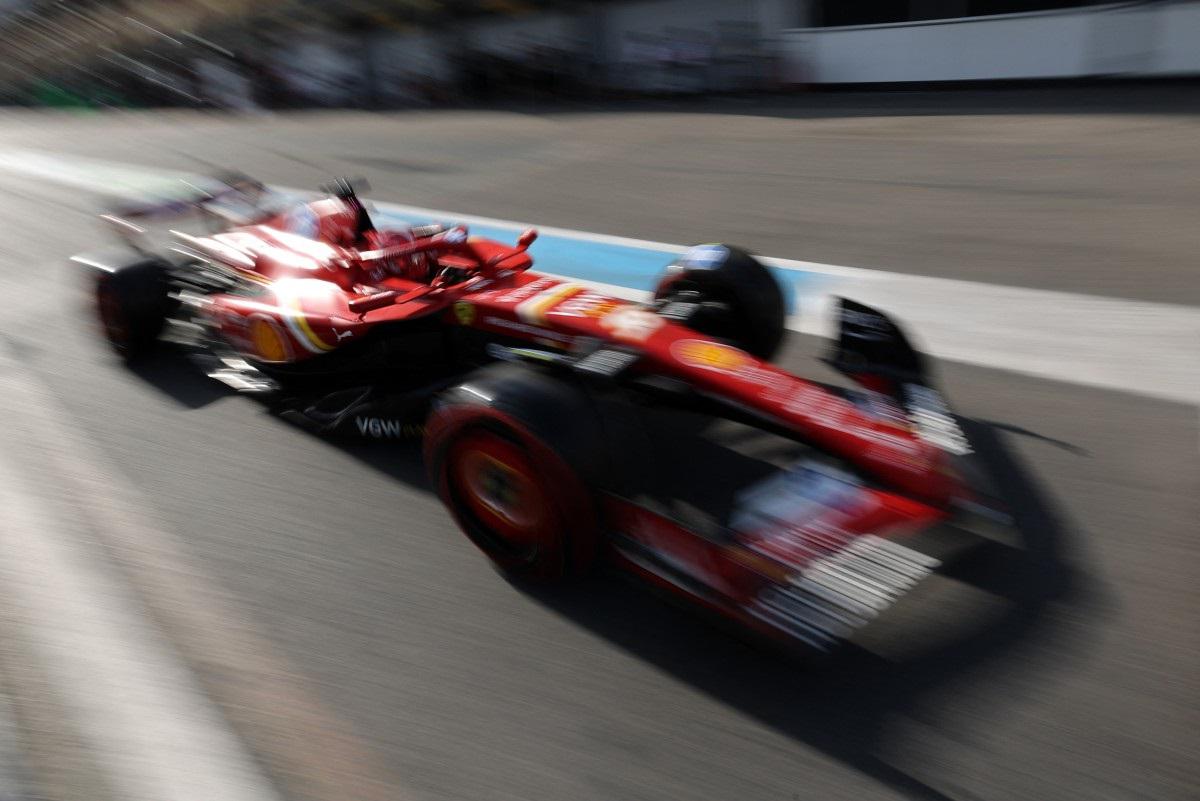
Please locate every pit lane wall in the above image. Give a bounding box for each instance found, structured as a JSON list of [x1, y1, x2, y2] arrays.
[[782, 1, 1200, 84]]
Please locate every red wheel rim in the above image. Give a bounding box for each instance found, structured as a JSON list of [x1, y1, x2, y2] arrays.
[[448, 430, 551, 557], [96, 278, 129, 348]]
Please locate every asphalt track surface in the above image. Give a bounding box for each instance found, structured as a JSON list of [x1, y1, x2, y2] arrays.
[[0, 100, 1196, 801]]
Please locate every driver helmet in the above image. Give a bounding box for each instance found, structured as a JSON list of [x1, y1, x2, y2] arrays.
[[285, 198, 358, 247]]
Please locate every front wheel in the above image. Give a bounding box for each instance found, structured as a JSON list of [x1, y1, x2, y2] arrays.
[[653, 244, 787, 361], [425, 364, 604, 582]]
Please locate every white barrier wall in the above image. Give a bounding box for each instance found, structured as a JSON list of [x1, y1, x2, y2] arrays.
[[1156, 1, 1200, 74], [784, 1, 1200, 83]]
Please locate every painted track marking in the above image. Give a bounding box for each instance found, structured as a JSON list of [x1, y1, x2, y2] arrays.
[[0, 344, 285, 801], [0, 339, 412, 801], [0, 147, 1196, 403]]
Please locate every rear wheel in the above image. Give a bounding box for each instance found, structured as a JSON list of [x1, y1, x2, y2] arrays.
[[93, 260, 171, 359]]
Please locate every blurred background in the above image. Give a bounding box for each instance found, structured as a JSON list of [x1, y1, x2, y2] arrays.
[[1, 0, 1198, 110], [0, 4, 1196, 801]]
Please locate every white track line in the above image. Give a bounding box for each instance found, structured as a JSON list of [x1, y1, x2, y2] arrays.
[[0, 147, 1197, 404], [0, 333, 412, 801], [0, 346, 284, 801]]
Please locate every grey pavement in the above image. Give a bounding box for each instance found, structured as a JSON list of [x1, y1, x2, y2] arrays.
[[0, 98, 1194, 801]]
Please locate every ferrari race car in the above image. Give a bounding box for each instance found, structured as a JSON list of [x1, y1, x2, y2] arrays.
[[76, 176, 1011, 653]]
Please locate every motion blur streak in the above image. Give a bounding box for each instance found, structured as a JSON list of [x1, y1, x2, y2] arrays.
[[0, 344, 283, 801], [0, 3, 1196, 794], [0, 343, 410, 801]]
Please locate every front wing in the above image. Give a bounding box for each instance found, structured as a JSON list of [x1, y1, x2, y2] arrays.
[[603, 460, 996, 653]]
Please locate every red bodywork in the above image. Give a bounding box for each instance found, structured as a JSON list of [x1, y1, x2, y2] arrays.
[[167, 203, 976, 652], [179, 214, 955, 502], [602, 480, 948, 649]]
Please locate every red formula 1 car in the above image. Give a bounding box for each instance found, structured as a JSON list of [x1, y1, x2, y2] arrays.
[[76, 176, 1011, 653]]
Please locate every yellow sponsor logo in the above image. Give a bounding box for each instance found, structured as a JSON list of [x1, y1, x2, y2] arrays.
[[271, 288, 334, 353], [290, 306, 334, 352], [672, 339, 752, 372], [454, 300, 475, 326], [249, 318, 288, 362], [516, 283, 586, 324], [584, 298, 621, 318]]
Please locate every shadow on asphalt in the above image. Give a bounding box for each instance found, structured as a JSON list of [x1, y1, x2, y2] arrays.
[[233, 376, 1102, 801], [118, 351, 1105, 801], [126, 350, 231, 409], [510, 418, 1103, 801], [981, 420, 1092, 457]]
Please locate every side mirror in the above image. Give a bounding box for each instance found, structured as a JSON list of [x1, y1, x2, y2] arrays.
[[517, 228, 538, 250]]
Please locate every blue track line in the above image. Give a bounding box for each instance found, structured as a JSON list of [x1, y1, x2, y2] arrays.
[[373, 206, 806, 311]]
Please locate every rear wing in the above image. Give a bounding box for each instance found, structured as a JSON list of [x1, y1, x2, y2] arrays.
[[101, 172, 270, 252], [108, 172, 265, 221]]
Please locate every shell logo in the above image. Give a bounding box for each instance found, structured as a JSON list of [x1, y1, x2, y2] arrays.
[[671, 339, 752, 372], [249, 317, 288, 362]]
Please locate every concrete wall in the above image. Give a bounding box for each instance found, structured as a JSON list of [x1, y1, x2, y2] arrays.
[[783, 1, 1200, 84], [271, 33, 363, 105], [465, 12, 587, 57], [598, 0, 757, 66], [596, 0, 805, 90], [595, 0, 813, 60], [370, 30, 455, 103]]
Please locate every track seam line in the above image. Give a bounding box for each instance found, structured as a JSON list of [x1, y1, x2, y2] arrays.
[[0, 341, 414, 801]]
